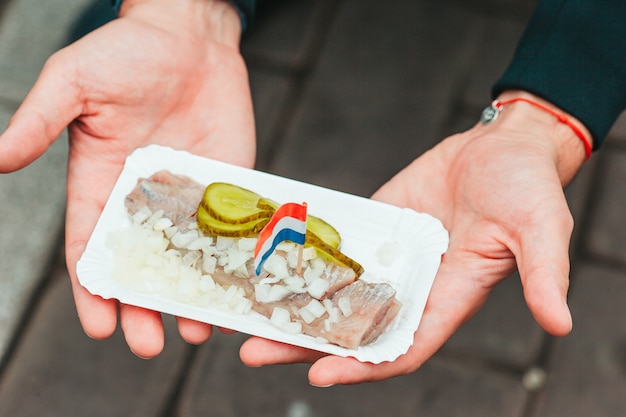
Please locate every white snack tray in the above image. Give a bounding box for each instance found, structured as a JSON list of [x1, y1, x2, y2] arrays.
[[77, 145, 448, 363]]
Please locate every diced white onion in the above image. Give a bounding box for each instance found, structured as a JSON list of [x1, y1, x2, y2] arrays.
[[270, 307, 291, 328], [164, 226, 178, 239], [276, 241, 296, 252], [182, 250, 201, 267], [301, 246, 318, 261], [186, 236, 214, 251], [262, 254, 290, 279], [306, 299, 327, 318], [238, 237, 258, 252], [282, 321, 303, 335], [259, 276, 281, 285], [132, 206, 152, 224], [266, 285, 292, 302], [153, 217, 173, 231], [202, 255, 217, 274], [306, 277, 330, 299], [284, 276, 305, 291], [297, 306, 316, 324], [171, 230, 199, 248], [254, 283, 271, 303], [199, 274, 216, 292], [146, 209, 165, 226], [215, 236, 235, 250], [303, 264, 324, 285], [338, 297, 353, 317]]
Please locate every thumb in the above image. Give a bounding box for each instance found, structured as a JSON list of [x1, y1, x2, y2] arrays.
[[0, 51, 81, 173], [516, 204, 573, 336]]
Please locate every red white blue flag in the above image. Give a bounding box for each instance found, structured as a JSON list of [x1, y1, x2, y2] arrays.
[[254, 202, 308, 276]]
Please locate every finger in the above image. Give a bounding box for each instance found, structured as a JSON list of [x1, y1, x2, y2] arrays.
[[64, 142, 128, 343], [69, 280, 118, 340], [176, 317, 213, 344], [516, 202, 573, 336], [120, 304, 165, 358], [0, 51, 81, 172], [239, 337, 326, 367]]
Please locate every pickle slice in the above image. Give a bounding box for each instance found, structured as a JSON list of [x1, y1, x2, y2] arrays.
[[256, 197, 279, 212], [197, 205, 269, 237], [306, 215, 341, 249], [306, 231, 364, 277], [201, 182, 273, 224]]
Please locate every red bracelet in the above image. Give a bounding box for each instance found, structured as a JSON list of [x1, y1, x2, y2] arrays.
[[480, 97, 592, 160]]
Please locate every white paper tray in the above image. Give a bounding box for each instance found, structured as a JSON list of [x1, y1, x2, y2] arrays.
[[77, 145, 448, 363]]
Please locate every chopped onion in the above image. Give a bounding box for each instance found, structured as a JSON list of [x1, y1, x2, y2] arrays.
[[306, 277, 330, 299], [303, 263, 324, 285], [262, 254, 290, 279], [338, 297, 353, 317], [270, 307, 291, 328], [259, 276, 281, 285], [254, 283, 271, 302], [153, 217, 173, 231], [284, 276, 306, 292], [215, 236, 235, 250], [202, 255, 217, 274], [171, 230, 199, 248], [238, 237, 258, 251], [199, 274, 216, 292], [282, 321, 303, 335], [182, 250, 201, 267], [146, 209, 165, 226], [186, 236, 214, 251], [164, 226, 178, 239], [297, 306, 316, 324], [306, 299, 327, 318], [132, 206, 152, 224], [301, 246, 318, 261], [266, 284, 291, 302]]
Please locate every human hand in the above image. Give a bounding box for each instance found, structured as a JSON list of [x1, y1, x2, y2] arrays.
[[239, 91, 591, 385], [0, 0, 255, 357]]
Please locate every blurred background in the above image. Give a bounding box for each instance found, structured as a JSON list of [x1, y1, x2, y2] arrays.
[[1, 0, 625, 416]]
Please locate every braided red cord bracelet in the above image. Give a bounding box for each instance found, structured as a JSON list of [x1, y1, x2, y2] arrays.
[[480, 97, 592, 161]]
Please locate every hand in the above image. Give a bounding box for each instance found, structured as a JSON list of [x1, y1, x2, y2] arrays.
[[0, 0, 255, 357], [239, 91, 590, 385]]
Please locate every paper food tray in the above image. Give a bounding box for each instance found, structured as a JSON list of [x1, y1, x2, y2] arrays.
[[76, 145, 448, 363]]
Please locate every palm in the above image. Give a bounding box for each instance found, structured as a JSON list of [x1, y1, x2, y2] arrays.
[[1, 15, 255, 356], [240, 126, 575, 385]]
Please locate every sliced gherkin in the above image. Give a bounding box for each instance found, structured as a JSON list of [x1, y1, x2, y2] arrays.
[[256, 197, 279, 212], [197, 204, 269, 237], [306, 215, 341, 249], [305, 231, 364, 277], [201, 182, 273, 224]]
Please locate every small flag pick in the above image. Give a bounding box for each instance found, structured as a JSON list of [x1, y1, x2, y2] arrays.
[[254, 202, 308, 276]]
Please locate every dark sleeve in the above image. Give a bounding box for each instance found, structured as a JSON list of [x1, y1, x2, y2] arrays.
[[232, 0, 257, 32], [492, 0, 626, 149]]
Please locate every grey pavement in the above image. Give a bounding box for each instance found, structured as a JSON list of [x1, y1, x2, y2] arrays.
[[1, 0, 625, 416]]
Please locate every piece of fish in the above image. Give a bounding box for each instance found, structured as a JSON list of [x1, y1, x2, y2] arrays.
[[125, 170, 205, 231]]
